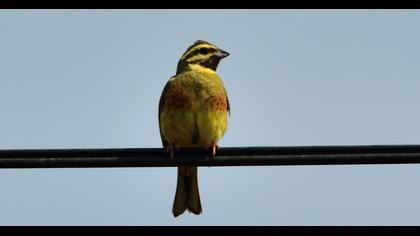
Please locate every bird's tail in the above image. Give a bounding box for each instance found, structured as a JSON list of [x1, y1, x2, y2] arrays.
[[172, 166, 202, 217]]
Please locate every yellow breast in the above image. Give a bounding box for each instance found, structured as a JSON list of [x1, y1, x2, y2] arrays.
[[159, 70, 229, 147]]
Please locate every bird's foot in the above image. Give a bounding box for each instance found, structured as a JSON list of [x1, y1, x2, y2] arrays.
[[206, 144, 219, 158], [166, 144, 179, 159]]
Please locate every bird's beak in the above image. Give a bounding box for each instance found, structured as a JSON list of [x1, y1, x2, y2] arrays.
[[215, 49, 230, 58]]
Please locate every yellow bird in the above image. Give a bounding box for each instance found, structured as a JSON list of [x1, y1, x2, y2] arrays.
[[158, 40, 230, 217]]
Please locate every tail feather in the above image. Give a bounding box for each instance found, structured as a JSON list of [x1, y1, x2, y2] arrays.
[[172, 167, 202, 217]]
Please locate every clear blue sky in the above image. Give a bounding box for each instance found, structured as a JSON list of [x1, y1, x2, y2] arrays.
[[0, 10, 420, 225]]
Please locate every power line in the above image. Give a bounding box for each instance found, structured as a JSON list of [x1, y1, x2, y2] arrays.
[[1, 145, 420, 168]]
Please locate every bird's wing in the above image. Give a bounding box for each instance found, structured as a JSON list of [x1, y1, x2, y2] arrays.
[[224, 87, 230, 116], [158, 76, 175, 147]]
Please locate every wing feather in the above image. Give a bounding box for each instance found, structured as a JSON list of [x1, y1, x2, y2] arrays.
[[158, 77, 175, 147]]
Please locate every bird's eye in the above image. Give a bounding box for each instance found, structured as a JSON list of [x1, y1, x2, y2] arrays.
[[199, 48, 209, 55]]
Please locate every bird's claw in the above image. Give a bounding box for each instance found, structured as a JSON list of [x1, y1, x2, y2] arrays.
[[166, 144, 179, 159], [206, 144, 219, 158]]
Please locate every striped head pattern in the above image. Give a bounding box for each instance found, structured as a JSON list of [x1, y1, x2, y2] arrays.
[[176, 40, 230, 74]]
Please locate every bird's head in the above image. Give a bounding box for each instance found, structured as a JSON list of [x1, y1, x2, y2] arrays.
[[176, 40, 229, 74]]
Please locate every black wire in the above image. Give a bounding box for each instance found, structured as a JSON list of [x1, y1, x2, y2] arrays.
[[0, 145, 420, 168]]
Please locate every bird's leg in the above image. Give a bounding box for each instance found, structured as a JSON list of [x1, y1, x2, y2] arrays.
[[166, 143, 179, 159], [206, 144, 219, 158], [166, 145, 174, 159]]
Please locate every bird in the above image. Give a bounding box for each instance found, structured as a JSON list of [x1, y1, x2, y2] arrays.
[[158, 40, 230, 217]]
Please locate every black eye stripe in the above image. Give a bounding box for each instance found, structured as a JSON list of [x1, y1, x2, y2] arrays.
[[198, 47, 216, 55], [184, 47, 217, 60], [199, 48, 209, 54]]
